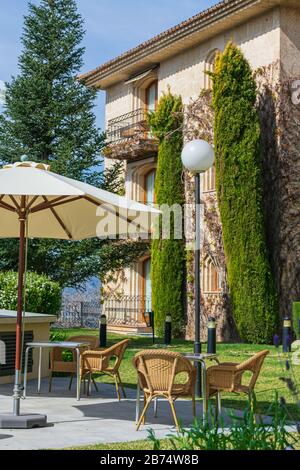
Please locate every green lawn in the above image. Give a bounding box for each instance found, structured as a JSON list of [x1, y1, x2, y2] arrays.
[[52, 328, 300, 419]]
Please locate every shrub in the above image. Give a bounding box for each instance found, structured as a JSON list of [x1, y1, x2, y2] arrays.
[[0, 270, 61, 315], [211, 43, 278, 343], [148, 90, 185, 337], [149, 394, 298, 450]]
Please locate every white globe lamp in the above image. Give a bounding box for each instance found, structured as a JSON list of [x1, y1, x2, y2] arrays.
[[181, 139, 214, 173]]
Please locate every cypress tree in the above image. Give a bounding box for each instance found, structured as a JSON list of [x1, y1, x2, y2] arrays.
[[212, 43, 278, 343], [148, 91, 185, 337]]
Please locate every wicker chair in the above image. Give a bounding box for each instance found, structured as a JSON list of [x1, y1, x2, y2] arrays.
[[133, 350, 196, 431], [81, 339, 130, 400], [205, 349, 270, 414], [49, 335, 99, 392]]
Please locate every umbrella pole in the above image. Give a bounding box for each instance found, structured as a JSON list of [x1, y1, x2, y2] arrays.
[[13, 196, 26, 416], [0, 196, 47, 428]]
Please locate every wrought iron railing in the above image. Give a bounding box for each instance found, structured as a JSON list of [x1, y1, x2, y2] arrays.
[[103, 295, 152, 326], [106, 108, 152, 145], [54, 300, 101, 329]]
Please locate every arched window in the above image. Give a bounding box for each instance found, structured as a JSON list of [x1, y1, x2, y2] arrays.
[[145, 81, 158, 113], [201, 164, 216, 192], [201, 256, 222, 293], [144, 169, 156, 205], [204, 49, 219, 90]]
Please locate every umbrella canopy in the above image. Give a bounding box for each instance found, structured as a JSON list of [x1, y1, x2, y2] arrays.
[[0, 161, 160, 239], [0, 161, 160, 418]]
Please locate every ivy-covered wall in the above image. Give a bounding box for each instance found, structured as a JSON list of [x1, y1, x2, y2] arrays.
[[148, 90, 186, 337], [212, 43, 279, 343]]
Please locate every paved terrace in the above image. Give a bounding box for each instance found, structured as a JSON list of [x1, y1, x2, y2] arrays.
[[0, 378, 292, 450]]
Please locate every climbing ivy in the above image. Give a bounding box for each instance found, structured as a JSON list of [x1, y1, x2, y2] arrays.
[[212, 43, 278, 343], [148, 90, 186, 337]]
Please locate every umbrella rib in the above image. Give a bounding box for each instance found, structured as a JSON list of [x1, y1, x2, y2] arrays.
[[9, 195, 20, 210], [30, 196, 83, 213], [26, 195, 40, 211], [42, 196, 73, 240], [0, 199, 17, 213]]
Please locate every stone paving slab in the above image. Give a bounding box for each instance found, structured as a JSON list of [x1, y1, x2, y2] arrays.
[[0, 378, 199, 450], [0, 378, 292, 450]]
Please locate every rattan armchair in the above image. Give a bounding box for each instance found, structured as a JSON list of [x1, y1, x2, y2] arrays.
[[81, 339, 130, 400], [49, 335, 99, 392], [133, 350, 197, 431], [205, 349, 269, 414]]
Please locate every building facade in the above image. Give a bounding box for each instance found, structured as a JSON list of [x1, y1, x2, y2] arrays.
[[80, 0, 300, 339]]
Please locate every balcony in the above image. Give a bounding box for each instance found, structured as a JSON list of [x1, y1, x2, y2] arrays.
[[105, 109, 158, 161]]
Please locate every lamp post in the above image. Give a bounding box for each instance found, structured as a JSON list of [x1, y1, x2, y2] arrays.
[[181, 139, 214, 397]]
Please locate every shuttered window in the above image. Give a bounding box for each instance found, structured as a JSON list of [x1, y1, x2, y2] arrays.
[[0, 331, 33, 377]]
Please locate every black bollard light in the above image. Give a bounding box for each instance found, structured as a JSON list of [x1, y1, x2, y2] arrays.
[[282, 316, 292, 353], [99, 314, 107, 348], [207, 317, 216, 354], [164, 315, 172, 345]]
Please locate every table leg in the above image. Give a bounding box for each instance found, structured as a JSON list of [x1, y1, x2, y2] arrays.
[[37, 347, 42, 394], [76, 348, 81, 401], [23, 346, 30, 398], [200, 360, 208, 423], [135, 381, 140, 424], [154, 398, 158, 418]]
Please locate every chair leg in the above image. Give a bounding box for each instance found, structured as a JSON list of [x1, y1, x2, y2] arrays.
[[136, 397, 152, 431], [169, 398, 179, 431], [68, 374, 74, 391], [92, 377, 99, 392], [142, 394, 147, 425], [154, 397, 158, 418], [87, 373, 91, 396], [117, 371, 126, 398], [48, 372, 53, 393], [114, 374, 121, 401], [217, 392, 222, 415]]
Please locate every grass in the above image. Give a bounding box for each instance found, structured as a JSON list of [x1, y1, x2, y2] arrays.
[[67, 439, 172, 451], [52, 327, 300, 419]]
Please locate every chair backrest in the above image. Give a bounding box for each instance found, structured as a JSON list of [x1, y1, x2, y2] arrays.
[[50, 335, 99, 364], [133, 349, 195, 393], [103, 339, 130, 371], [237, 349, 269, 390], [68, 335, 99, 349]]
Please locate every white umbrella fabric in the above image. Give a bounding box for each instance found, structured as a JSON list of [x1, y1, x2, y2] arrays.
[[0, 160, 160, 428]]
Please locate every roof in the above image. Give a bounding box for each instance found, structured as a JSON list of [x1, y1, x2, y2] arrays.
[[0, 310, 57, 323], [79, 0, 297, 89]]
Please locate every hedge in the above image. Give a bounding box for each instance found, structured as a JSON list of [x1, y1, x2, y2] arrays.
[[212, 43, 278, 343], [0, 271, 61, 316], [148, 90, 186, 337]]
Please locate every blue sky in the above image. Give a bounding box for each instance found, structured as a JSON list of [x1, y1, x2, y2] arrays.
[[0, 0, 219, 128]]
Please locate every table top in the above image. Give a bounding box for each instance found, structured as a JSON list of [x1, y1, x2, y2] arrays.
[[26, 341, 89, 349], [183, 353, 218, 361]]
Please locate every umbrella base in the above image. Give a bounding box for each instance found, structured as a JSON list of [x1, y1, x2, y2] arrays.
[[0, 413, 47, 429]]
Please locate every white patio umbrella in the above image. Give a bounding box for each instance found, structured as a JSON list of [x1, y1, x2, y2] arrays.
[[0, 160, 160, 428]]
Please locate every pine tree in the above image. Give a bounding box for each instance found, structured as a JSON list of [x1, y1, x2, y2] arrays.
[[0, 0, 148, 288]]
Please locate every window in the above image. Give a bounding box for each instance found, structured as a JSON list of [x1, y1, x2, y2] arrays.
[[201, 165, 216, 192], [202, 256, 221, 293], [204, 49, 219, 90], [144, 169, 156, 205], [143, 258, 152, 312], [145, 81, 158, 113]]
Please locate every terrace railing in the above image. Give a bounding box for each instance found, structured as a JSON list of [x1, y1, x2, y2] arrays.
[[103, 295, 152, 326], [106, 108, 150, 146]]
